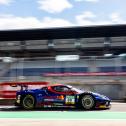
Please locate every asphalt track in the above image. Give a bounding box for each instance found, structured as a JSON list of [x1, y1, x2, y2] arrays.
[[0, 102, 126, 126]]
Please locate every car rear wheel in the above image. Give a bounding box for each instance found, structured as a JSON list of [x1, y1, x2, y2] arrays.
[[22, 95, 35, 110], [81, 95, 95, 110]]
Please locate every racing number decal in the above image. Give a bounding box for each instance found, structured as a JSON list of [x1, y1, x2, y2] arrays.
[[65, 96, 75, 104]]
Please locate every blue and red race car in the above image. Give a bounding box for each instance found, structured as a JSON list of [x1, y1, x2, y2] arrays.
[[15, 84, 111, 110]]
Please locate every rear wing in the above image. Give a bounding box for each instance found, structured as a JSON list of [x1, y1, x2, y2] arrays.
[[11, 84, 28, 91], [1, 81, 49, 91], [0, 81, 49, 99]]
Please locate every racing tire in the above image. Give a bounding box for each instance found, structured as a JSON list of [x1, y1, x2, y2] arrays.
[[81, 95, 95, 110], [21, 94, 35, 110]]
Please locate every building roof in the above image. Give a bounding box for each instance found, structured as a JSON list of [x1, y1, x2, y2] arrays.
[[0, 24, 126, 57], [0, 24, 126, 41]]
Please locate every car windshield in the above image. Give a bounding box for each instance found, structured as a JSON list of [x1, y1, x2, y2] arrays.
[[67, 85, 84, 93]]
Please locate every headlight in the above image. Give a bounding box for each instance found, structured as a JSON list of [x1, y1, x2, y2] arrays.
[[101, 95, 107, 99], [106, 101, 109, 106], [93, 93, 109, 100]]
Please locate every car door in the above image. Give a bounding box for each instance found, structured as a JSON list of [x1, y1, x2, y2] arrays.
[[50, 86, 76, 106]]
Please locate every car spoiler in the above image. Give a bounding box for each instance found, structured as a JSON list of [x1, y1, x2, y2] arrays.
[[10, 84, 28, 91]]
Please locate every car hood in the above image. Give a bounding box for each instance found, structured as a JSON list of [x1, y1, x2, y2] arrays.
[[91, 92, 110, 101], [79, 90, 110, 101]]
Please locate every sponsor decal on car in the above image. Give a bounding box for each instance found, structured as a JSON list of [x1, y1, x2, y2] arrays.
[[57, 95, 64, 100], [44, 95, 64, 101], [53, 103, 64, 106], [44, 105, 52, 108], [44, 96, 57, 99], [44, 99, 55, 101], [65, 96, 75, 104]]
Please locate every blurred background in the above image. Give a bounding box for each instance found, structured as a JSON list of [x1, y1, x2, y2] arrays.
[[0, 26, 126, 101]]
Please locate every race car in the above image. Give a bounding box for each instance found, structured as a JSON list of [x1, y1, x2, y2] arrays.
[[15, 84, 111, 110]]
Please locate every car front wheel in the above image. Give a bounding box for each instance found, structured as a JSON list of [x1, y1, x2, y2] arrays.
[[81, 95, 95, 110]]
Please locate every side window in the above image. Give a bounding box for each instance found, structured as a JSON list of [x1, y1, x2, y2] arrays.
[[53, 86, 70, 92], [63, 87, 70, 91], [42, 87, 47, 90]]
